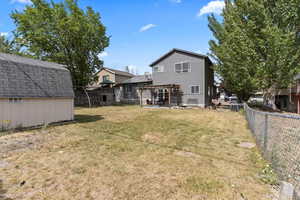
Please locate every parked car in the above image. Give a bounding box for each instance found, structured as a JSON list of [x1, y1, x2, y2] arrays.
[[249, 93, 264, 104], [220, 93, 229, 101], [229, 95, 238, 103]]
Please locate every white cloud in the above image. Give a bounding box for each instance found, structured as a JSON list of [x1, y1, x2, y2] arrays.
[[169, 0, 182, 3], [197, 0, 225, 16], [139, 24, 157, 32], [98, 51, 108, 58], [0, 32, 8, 37], [11, 0, 32, 4]]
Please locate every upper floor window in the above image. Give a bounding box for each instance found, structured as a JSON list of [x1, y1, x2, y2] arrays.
[[103, 75, 110, 82], [191, 85, 200, 94], [153, 65, 164, 73], [175, 62, 191, 73]]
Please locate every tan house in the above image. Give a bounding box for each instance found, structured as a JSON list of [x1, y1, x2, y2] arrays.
[[263, 74, 300, 114], [0, 53, 74, 130], [272, 76, 300, 114], [93, 67, 134, 88]]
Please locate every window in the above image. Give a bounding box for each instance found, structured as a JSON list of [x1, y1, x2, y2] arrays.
[[191, 86, 200, 94], [175, 62, 190, 73], [175, 64, 182, 73], [182, 62, 190, 72], [125, 85, 133, 93], [103, 75, 110, 82], [153, 65, 164, 73]]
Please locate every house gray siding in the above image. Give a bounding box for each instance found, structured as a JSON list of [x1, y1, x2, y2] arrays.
[[152, 52, 212, 107]]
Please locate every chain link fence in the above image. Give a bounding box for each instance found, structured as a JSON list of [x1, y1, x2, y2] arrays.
[[244, 104, 300, 191]]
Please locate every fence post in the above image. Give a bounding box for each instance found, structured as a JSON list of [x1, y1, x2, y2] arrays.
[[263, 113, 269, 158], [294, 189, 300, 200], [279, 182, 294, 200]]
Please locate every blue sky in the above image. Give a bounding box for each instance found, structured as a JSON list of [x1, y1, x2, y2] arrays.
[[0, 0, 225, 74]]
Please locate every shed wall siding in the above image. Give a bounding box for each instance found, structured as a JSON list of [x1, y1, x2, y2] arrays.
[[0, 98, 73, 130]]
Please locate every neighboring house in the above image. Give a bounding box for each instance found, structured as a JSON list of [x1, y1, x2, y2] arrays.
[[270, 75, 300, 114], [92, 67, 134, 88], [115, 74, 152, 104], [148, 48, 214, 107], [80, 67, 134, 106], [0, 53, 74, 130]]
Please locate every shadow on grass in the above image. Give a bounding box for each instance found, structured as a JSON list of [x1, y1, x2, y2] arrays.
[[0, 115, 104, 137], [75, 104, 138, 109], [74, 115, 104, 123], [0, 180, 13, 200]]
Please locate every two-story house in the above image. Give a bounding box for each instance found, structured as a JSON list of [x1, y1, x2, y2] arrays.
[[144, 48, 214, 107]]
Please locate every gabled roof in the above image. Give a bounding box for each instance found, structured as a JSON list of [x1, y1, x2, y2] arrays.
[[0, 53, 74, 98], [150, 48, 212, 67], [98, 67, 134, 77], [120, 75, 152, 84]]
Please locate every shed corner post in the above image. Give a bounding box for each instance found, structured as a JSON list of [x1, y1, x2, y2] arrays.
[[168, 88, 171, 108]]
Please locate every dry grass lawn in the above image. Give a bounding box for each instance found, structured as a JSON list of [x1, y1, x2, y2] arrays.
[[0, 106, 277, 200]]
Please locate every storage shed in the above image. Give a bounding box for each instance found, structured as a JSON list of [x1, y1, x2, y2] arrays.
[[0, 53, 74, 130]]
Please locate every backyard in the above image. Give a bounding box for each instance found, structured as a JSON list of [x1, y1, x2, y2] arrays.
[[0, 106, 277, 200]]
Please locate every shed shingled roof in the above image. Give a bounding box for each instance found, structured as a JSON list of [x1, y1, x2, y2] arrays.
[[0, 53, 74, 98]]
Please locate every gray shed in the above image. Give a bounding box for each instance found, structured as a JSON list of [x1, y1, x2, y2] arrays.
[[0, 53, 74, 130]]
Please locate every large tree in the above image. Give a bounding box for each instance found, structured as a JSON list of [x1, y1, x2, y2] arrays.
[[11, 0, 109, 88], [0, 35, 21, 54], [209, 0, 300, 102]]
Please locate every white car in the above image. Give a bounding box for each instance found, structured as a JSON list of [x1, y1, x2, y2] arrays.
[[249, 94, 264, 104], [229, 95, 238, 103]]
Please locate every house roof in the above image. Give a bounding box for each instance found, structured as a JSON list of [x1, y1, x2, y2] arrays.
[[120, 75, 152, 84], [98, 67, 134, 77], [150, 48, 212, 67], [0, 53, 74, 98]]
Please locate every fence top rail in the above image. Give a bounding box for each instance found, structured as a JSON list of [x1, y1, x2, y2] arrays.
[[244, 103, 300, 120]]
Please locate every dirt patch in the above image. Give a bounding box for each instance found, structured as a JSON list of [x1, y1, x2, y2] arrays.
[[0, 161, 9, 168], [174, 151, 201, 158], [238, 142, 256, 149], [142, 133, 161, 144], [0, 130, 52, 155]]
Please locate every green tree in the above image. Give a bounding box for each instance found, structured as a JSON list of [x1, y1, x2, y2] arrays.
[[11, 0, 109, 89], [0, 35, 21, 54], [209, 0, 300, 102]]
